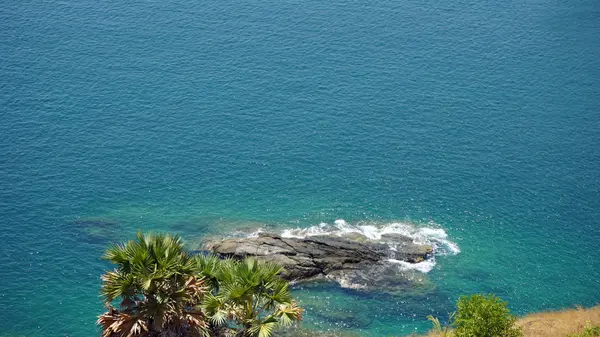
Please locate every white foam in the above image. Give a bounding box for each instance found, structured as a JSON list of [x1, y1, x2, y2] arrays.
[[387, 258, 437, 273], [246, 229, 264, 238], [279, 219, 460, 273]]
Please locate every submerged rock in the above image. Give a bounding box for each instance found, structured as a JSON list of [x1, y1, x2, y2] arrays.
[[204, 233, 433, 289], [72, 218, 119, 227]]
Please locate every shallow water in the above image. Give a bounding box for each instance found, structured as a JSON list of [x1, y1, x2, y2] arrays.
[[1, 0, 600, 336]]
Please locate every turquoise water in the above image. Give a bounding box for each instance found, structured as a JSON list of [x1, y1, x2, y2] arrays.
[[1, 0, 600, 335]]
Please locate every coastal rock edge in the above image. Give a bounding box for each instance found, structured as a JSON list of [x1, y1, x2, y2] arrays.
[[203, 233, 433, 289]]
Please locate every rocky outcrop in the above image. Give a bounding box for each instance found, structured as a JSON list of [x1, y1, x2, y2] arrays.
[[203, 233, 433, 289]]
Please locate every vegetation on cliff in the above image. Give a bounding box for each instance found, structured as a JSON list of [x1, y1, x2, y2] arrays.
[[97, 231, 599, 337], [426, 294, 522, 337], [425, 298, 600, 337]]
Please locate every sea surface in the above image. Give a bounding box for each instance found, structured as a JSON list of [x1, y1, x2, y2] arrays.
[[1, 0, 600, 336]]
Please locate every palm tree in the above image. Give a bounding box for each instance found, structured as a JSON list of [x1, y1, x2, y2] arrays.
[[97, 230, 210, 337], [202, 258, 303, 337], [194, 254, 223, 292]]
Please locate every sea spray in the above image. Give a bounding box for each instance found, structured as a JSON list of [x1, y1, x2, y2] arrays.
[[238, 219, 460, 273]]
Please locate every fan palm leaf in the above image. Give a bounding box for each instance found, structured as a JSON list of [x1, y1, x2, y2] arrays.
[[97, 309, 148, 337], [274, 302, 304, 326], [246, 317, 278, 337], [194, 254, 222, 290]]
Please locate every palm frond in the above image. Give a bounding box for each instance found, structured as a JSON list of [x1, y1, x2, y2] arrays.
[[263, 281, 292, 310], [194, 254, 221, 290], [247, 317, 278, 337], [97, 309, 148, 337], [101, 270, 137, 305], [185, 311, 211, 337], [274, 302, 303, 326]]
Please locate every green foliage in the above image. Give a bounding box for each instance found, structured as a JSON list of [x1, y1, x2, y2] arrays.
[[98, 230, 209, 337], [201, 258, 303, 337], [98, 230, 302, 337], [568, 323, 600, 337], [454, 294, 522, 337]]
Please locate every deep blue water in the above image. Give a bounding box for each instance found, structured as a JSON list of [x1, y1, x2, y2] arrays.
[[1, 0, 600, 336]]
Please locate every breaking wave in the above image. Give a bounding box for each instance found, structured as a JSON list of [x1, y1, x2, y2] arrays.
[[245, 219, 460, 273]]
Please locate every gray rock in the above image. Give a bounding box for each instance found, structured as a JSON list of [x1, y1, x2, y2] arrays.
[[204, 233, 433, 289]]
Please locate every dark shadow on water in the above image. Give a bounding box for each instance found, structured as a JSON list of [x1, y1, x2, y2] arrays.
[[68, 217, 123, 246], [462, 268, 493, 282], [72, 218, 119, 227], [292, 280, 457, 333], [292, 282, 374, 329]]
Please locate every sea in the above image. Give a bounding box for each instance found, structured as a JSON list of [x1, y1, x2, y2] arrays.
[[1, 0, 599, 336]]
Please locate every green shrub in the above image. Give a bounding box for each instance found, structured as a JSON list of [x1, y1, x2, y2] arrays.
[[454, 294, 522, 337], [568, 323, 600, 337]]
